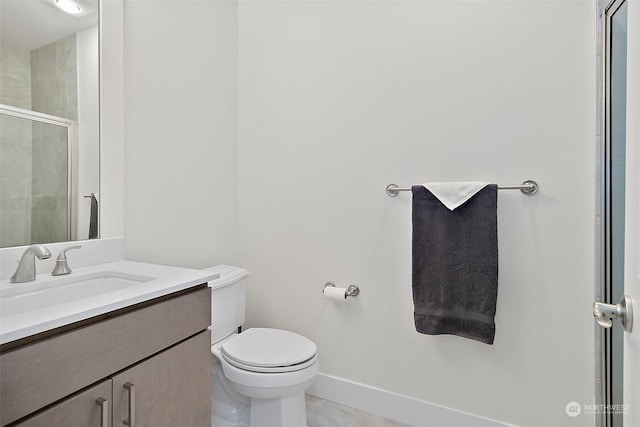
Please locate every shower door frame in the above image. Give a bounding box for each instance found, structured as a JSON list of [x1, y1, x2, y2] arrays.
[[0, 103, 79, 242], [596, 0, 628, 426]]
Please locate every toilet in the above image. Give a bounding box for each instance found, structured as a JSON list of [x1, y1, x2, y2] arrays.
[[205, 265, 319, 427]]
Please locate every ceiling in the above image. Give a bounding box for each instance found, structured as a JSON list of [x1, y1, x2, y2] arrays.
[[0, 0, 98, 51]]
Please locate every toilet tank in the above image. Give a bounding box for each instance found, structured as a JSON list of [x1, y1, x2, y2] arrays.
[[204, 265, 250, 345]]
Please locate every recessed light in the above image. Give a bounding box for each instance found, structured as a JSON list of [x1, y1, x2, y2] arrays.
[[55, 0, 82, 15]]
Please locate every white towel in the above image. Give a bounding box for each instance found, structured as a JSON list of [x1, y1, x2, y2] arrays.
[[421, 182, 490, 211]]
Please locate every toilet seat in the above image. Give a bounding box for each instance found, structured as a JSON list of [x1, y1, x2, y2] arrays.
[[223, 352, 318, 373], [219, 352, 320, 400], [221, 328, 317, 373]]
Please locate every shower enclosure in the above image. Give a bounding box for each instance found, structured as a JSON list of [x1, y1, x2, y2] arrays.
[[0, 103, 77, 247]]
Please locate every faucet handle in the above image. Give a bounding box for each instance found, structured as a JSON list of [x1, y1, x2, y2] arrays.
[[52, 246, 82, 276], [56, 245, 82, 261]]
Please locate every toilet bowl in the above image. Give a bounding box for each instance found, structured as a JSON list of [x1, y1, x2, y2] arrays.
[[206, 266, 319, 427]]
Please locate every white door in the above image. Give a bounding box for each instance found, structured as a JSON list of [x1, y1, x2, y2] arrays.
[[623, 2, 640, 426]]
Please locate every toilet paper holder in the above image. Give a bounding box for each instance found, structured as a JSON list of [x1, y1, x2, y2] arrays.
[[323, 282, 360, 298]]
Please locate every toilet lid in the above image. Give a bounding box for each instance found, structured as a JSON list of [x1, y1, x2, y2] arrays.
[[221, 328, 317, 372]]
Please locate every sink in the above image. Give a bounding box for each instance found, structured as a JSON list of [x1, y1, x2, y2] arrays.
[[0, 260, 217, 345], [0, 271, 156, 317]]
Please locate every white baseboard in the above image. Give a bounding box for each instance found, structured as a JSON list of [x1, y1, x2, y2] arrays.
[[306, 374, 516, 427]]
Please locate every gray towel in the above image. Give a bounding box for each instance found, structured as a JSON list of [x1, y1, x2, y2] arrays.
[[88, 194, 98, 239], [412, 184, 498, 345]]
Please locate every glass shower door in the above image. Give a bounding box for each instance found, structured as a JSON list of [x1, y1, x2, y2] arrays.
[[0, 105, 77, 247]]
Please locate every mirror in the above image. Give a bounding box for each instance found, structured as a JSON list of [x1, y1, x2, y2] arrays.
[[0, 0, 99, 248]]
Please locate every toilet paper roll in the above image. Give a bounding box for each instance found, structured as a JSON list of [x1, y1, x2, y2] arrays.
[[323, 286, 347, 301]]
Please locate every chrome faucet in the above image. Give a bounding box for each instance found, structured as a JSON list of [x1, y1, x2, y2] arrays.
[[10, 244, 52, 283], [51, 246, 82, 276]]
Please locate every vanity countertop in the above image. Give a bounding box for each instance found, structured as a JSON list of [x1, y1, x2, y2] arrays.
[[0, 260, 218, 345]]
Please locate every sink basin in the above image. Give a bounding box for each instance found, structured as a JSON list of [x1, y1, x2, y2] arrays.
[[0, 260, 218, 345], [0, 271, 156, 317]]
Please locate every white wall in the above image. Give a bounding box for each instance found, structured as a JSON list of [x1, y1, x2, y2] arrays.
[[237, 1, 596, 426], [123, 0, 239, 268], [100, 0, 125, 239]]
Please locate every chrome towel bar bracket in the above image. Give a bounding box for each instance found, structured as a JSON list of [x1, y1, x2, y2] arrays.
[[385, 180, 539, 197]]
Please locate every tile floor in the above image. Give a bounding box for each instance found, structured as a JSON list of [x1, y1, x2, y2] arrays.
[[306, 395, 411, 427]]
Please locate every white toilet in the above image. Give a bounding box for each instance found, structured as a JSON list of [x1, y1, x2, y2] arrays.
[[205, 265, 319, 427]]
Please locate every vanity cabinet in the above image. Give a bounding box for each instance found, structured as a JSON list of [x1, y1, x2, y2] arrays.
[[111, 331, 211, 427], [0, 285, 211, 427], [11, 380, 112, 427]]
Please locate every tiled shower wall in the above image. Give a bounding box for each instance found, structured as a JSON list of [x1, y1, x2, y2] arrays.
[[0, 43, 32, 247], [30, 35, 76, 244], [0, 36, 76, 247]]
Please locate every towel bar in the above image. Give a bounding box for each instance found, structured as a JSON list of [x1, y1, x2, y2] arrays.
[[385, 180, 538, 197]]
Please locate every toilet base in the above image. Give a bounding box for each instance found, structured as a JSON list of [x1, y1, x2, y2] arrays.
[[212, 368, 309, 427], [212, 371, 250, 427], [249, 394, 307, 427]]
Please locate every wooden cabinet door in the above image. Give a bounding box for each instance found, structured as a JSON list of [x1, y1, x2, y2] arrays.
[[14, 380, 111, 427], [112, 331, 211, 427]]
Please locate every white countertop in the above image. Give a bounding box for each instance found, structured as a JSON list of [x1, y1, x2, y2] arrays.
[[0, 260, 218, 345]]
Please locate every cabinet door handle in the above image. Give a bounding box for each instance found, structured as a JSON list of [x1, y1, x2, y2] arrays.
[[123, 382, 136, 426], [95, 397, 108, 427]]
